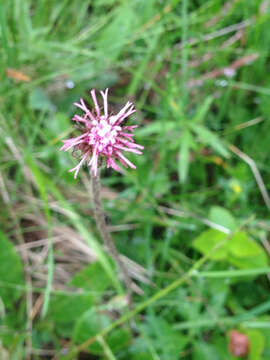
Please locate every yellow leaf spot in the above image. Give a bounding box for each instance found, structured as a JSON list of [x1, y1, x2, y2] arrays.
[[230, 181, 242, 194]]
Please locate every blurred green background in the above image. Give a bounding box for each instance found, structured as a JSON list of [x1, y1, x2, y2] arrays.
[[1, 0, 270, 359]]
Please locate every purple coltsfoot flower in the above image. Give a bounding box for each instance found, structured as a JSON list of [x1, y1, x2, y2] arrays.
[[60, 88, 144, 178]]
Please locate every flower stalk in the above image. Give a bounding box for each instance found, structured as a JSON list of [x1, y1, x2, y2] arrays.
[[91, 170, 133, 302]]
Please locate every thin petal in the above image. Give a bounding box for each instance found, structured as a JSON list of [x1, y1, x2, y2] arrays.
[[60, 133, 87, 151], [110, 101, 134, 124], [116, 106, 136, 125], [74, 99, 95, 121], [123, 125, 138, 130], [100, 88, 109, 118], [117, 151, 136, 169], [107, 157, 122, 173], [120, 132, 134, 138], [74, 98, 88, 112], [91, 89, 100, 117], [88, 145, 99, 176], [114, 144, 142, 154], [72, 115, 86, 123], [118, 138, 144, 149], [118, 157, 128, 168], [69, 151, 90, 179]]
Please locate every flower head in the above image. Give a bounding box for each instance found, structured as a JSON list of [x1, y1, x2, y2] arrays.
[[60, 88, 144, 178]]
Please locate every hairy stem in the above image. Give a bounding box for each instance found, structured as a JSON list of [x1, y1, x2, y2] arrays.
[[91, 171, 133, 303]]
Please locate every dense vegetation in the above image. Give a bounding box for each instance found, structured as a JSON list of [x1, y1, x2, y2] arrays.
[[1, 0, 270, 359]]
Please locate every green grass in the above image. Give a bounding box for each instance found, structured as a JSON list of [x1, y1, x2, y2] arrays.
[[1, 0, 270, 359]]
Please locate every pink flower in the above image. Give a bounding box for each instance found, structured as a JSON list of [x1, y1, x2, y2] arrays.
[[60, 88, 144, 178]]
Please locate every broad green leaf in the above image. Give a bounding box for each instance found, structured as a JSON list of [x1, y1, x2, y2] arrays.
[[0, 231, 24, 309], [209, 206, 237, 231], [69, 261, 111, 294], [246, 330, 265, 360], [73, 308, 130, 354], [193, 229, 268, 269], [49, 262, 113, 338], [229, 232, 263, 258], [48, 294, 94, 337], [228, 232, 268, 269], [193, 229, 228, 260], [190, 123, 229, 158], [229, 255, 268, 270]]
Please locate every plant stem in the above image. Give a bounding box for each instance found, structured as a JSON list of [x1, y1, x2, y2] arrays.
[[91, 171, 133, 303]]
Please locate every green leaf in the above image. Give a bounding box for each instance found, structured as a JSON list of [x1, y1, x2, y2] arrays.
[[49, 262, 113, 338], [229, 232, 263, 257], [48, 294, 94, 337], [73, 308, 130, 354], [246, 330, 265, 360], [69, 261, 111, 294], [193, 229, 268, 269], [193, 229, 228, 260], [193, 96, 213, 123], [136, 121, 175, 137], [190, 123, 229, 158], [228, 232, 268, 269], [0, 231, 24, 309], [229, 255, 268, 270], [209, 206, 237, 231]]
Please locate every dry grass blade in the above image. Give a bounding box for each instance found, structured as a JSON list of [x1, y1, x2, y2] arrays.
[[188, 54, 259, 88], [159, 205, 231, 234], [177, 18, 254, 49], [230, 145, 270, 210]]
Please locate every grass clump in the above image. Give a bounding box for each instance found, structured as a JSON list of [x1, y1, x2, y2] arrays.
[[1, 0, 270, 359]]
